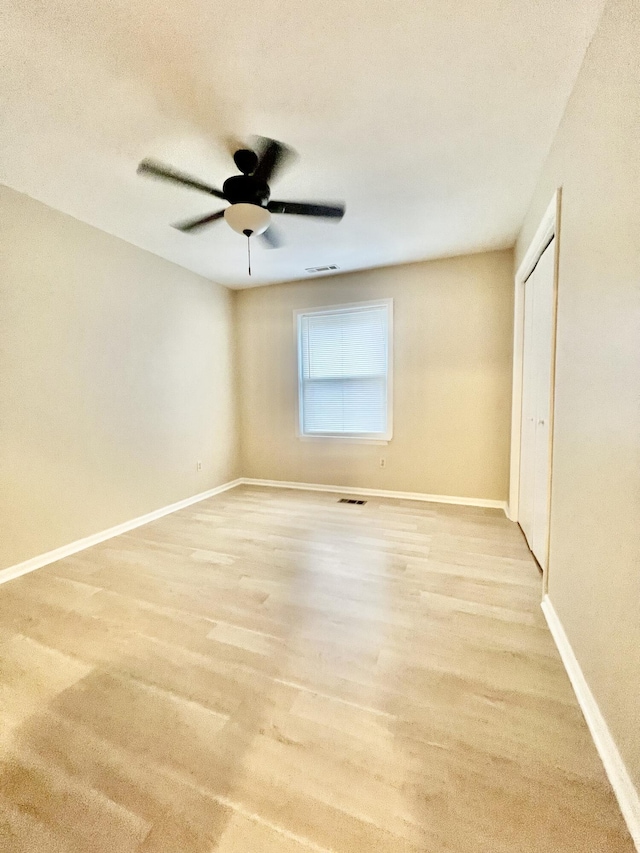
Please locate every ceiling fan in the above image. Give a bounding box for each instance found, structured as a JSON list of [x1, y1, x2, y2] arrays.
[[137, 137, 345, 259]]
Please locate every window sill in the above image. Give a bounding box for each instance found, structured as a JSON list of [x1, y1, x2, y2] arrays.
[[298, 435, 390, 445]]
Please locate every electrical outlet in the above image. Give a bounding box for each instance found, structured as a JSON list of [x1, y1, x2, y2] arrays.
[[197, 460, 202, 471], [379, 457, 386, 468]]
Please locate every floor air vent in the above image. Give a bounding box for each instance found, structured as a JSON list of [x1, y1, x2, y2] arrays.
[[338, 498, 367, 505], [305, 264, 340, 273]]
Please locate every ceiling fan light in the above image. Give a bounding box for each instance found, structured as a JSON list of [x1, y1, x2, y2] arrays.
[[224, 203, 271, 236]]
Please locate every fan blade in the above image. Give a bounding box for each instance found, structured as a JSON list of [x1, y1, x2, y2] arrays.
[[171, 210, 225, 232], [137, 159, 225, 199], [267, 200, 345, 219], [259, 225, 283, 249], [253, 137, 294, 183]]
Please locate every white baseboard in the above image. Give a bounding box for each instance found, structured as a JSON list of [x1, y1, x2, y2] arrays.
[[0, 479, 243, 587], [542, 595, 640, 850], [240, 478, 508, 512]]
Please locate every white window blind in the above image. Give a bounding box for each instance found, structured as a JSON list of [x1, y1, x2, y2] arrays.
[[297, 301, 392, 438]]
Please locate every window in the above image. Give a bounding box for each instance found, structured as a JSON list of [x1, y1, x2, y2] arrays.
[[296, 300, 393, 440]]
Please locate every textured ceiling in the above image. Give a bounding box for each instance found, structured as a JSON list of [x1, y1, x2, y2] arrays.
[[1, 0, 606, 288]]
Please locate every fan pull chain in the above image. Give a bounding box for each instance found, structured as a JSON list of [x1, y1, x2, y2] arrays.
[[243, 229, 253, 276]]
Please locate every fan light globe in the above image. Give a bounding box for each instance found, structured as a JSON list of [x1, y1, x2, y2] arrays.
[[224, 203, 271, 236]]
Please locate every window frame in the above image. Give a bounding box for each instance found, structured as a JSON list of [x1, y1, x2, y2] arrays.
[[294, 298, 394, 443]]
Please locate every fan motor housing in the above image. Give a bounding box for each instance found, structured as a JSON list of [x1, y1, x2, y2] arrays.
[[222, 175, 270, 206], [233, 148, 259, 175]]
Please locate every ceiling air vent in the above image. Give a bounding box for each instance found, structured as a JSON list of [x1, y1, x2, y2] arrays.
[[305, 265, 340, 274], [338, 498, 367, 505]]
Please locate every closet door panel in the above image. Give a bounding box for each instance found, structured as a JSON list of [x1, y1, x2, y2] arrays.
[[518, 271, 537, 547], [531, 242, 555, 569], [518, 237, 555, 570]]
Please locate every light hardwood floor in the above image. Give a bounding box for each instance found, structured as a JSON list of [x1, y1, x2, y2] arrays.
[[0, 485, 634, 852]]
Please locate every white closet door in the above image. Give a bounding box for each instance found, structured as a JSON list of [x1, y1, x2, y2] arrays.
[[518, 273, 537, 546], [519, 238, 555, 570], [530, 241, 555, 568]]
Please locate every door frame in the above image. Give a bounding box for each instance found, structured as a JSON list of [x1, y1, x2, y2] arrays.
[[508, 189, 562, 591]]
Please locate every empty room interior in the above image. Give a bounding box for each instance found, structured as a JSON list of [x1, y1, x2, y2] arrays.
[[1, 0, 639, 850]]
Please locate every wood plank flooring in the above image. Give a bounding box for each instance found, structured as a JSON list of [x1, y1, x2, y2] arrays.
[[0, 485, 634, 852]]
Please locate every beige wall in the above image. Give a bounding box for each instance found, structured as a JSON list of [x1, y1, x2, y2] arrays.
[[0, 185, 238, 571], [236, 250, 514, 500], [515, 0, 640, 788]]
